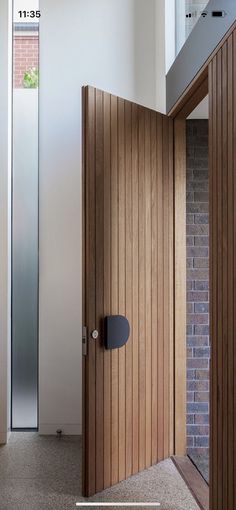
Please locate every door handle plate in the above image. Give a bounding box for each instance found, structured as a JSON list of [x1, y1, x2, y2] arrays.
[[104, 315, 130, 350]]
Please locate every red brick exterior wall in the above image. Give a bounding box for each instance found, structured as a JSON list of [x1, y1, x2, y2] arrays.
[[186, 120, 210, 455], [14, 35, 39, 88]]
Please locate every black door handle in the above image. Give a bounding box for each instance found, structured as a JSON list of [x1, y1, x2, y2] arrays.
[[104, 315, 130, 350]]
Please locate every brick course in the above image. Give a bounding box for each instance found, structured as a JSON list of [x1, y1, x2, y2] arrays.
[[14, 35, 39, 88], [186, 120, 209, 457]]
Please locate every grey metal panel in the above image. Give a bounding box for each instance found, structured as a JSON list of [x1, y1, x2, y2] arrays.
[[166, 0, 236, 113]]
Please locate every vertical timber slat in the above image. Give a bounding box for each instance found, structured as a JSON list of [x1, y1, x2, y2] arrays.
[[118, 97, 126, 482], [110, 95, 119, 487], [174, 117, 186, 456], [131, 103, 139, 475], [95, 89, 104, 493], [103, 93, 111, 489]]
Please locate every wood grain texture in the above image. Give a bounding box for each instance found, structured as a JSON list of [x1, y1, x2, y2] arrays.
[[83, 86, 174, 496], [208, 29, 236, 510], [173, 118, 186, 456]]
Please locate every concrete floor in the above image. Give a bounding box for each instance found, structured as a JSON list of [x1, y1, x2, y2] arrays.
[[0, 433, 200, 510]]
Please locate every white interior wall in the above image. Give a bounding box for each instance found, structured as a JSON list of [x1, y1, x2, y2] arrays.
[[165, 0, 176, 72], [156, 0, 167, 110], [0, 0, 12, 444], [39, 0, 166, 434]]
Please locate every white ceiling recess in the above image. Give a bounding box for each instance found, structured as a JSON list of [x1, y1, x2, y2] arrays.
[[188, 95, 209, 119]]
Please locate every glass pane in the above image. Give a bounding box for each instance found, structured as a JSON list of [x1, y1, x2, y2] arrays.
[[176, 0, 209, 55], [12, 0, 39, 429]]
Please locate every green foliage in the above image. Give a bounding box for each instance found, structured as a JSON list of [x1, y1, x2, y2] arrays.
[[23, 67, 39, 89]]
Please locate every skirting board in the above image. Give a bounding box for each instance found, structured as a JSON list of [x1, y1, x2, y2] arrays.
[[0, 431, 11, 444], [39, 423, 82, 435]]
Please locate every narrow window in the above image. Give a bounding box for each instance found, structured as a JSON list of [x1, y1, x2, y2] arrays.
[[11, 0, 39, 429]]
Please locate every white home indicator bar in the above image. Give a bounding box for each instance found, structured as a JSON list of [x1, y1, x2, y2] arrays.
[[76, 504, 161, 507]]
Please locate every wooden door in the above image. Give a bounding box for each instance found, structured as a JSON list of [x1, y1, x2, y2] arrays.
[[83, 86, 174, 496]]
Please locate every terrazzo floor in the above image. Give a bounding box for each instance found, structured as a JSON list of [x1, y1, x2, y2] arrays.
[[0, 433, 200, 510]]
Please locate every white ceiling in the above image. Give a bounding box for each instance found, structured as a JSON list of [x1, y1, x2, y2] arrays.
[[187, 95, 209, 119]]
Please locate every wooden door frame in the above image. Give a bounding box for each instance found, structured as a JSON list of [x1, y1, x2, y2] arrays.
[[172, 68, 209, 457], [173, 17, 236, 452], [163, 21, 222, 458], [171, 66, 210, 510]]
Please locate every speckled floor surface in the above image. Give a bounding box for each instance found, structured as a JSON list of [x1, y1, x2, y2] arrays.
[[188, 452, 209, 484], [0, 433, 199, 510]]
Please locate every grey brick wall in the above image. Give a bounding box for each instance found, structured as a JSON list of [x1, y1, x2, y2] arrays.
[[186, 120, 209, 455]]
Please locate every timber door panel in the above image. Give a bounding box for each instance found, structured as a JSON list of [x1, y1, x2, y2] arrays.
[[83, 86, 174, 496]]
